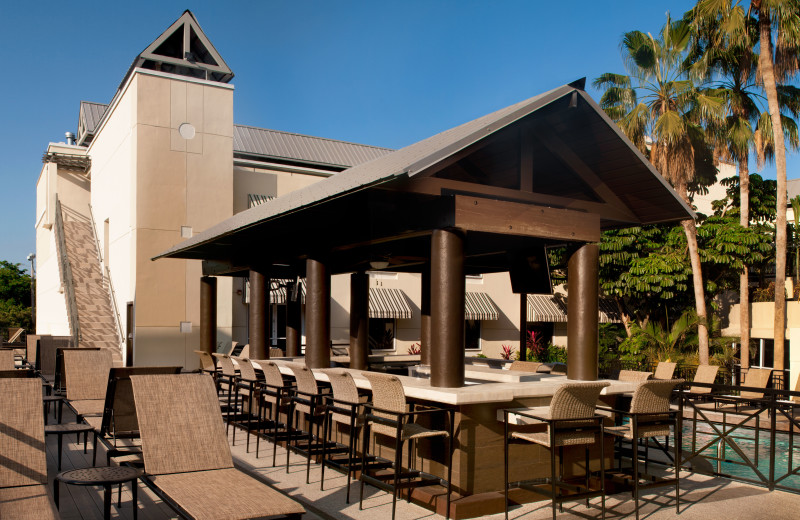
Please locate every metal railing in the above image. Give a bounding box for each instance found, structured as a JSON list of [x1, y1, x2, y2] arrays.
[[87, 204, 125, 346], [53, 198, 81, 347], [676, 382, 800, 493]]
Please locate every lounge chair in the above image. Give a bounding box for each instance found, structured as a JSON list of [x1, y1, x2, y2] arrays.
[[685, 364, 719, 395], [130, 373, 305, 519], [508, 360, 543, 373], [88, 366, 182, 466], [0, 378, 60, 519], [62, 348, 113, 420], [0, 349, 15, 370]]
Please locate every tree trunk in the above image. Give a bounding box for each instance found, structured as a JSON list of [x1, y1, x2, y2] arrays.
[[759, 10, 787, 370], [682, 217, 710, 364], [740, 161, 750, 369]]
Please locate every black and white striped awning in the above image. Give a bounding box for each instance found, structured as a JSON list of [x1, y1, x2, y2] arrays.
[[270, 278, 306, 304], [464, 292, 499, 321], [369, 288, 413, 319], [527, 294, 621, 323]]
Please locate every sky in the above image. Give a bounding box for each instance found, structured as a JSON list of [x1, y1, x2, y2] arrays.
[[0, 0, 794, 270]]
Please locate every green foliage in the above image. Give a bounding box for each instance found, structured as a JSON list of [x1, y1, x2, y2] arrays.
[[525, 343, 567, 364], [0, 261, 33, 335]]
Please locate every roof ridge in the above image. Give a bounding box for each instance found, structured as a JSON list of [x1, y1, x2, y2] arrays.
[[234, 124, 394, 152]]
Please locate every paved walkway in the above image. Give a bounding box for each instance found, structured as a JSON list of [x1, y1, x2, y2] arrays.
[[47, 404, 800, 519]]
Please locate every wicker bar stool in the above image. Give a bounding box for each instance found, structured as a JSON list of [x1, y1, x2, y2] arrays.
[[359, 371, 454, 520], [285, 363, 329, 483], [602, 379, 684, 520], [319, 370, 371, 502], [253, 360, 292, 466], [231, 357, 263, 453], [211, 353, 239, 435], [503, 381, 610, 520]]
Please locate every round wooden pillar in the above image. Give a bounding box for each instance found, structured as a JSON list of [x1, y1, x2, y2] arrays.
[[200, 276, 217, 356], [420, 264, 432, 365], [305, 258, 331, 368], [349, 272, 369, 370], [430, 228, 465, 388], [567, 243, 599, 381], [286, 281, 301, 357], [249, 270, 269, 359]]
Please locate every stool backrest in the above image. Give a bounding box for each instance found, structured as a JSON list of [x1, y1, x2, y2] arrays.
[[653, 361, 677, 380], [287, 363, 318, 396], [239, 344, 250, 359], [326, 370, 360, 425], [626, 378, 683, 438], [269, 347, 284, 358], [234, 357, 257, 381], [548, 381, 610, 421], [0, 378, 46, 487], [212, 353, 236, 377], [194, 350, 216, 372], [689, 364, 719, 394], [362, 371, 406, 437]]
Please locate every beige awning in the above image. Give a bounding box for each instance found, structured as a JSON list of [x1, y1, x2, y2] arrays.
[[369, 288, 413, 319], [527, 294, 621, 323], [465, 292, 499, 321]]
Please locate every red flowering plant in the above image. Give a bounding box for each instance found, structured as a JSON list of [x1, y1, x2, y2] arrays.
[[407, 342, 421, 355], [526, 330, 545, 361], [500, 344, 516, 360]]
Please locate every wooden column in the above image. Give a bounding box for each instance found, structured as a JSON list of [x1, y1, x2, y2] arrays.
[[200, 276, 217, 356], [286, 281, 301, 357], [519, 292, 528, 361], [349, 272, 369, 370], [567, 243, 599, 381], [420, 263, 431, 365], [430, 228, 465, 388], [305, 258, 330, 368], [249, 269, 269, 359]]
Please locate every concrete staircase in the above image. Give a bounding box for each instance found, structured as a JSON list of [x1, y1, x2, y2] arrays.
[[60, 205, 123, 366]]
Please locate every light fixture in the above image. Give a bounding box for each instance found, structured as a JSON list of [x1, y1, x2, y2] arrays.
[[369, 260, 390, 270]]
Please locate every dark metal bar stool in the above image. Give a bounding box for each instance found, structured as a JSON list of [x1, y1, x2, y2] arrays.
[[359, 371, 454, 520], [253, 359, 292, 466], [503, 381, 610, 520]]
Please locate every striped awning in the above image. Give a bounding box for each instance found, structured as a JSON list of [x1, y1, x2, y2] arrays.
[[270, 278, 306, 304], [464, 292, 499, 321], [369, 288, 413, 319], [527, 294, 621, 323]]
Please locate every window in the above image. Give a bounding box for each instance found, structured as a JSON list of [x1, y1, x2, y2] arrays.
[[369, 318, 395, 351], [271, 303, 287, 349], [464, 319, 481, 350]]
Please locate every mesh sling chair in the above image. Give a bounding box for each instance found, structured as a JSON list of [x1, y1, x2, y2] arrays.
[[359, 371, 454, 520], [130, 373, 305, 519], [653, 362, 677, 380], [62, 348, 113, 420], [285, 363, 334, 484], [0, 377, 60, 519], [230, 357, 263, 453], [252, 360, 293, 467], [0, 349, 14, 370], [602, 379, 684, 520], [504, 381, 610, 520], [319, 370, 371, 502]]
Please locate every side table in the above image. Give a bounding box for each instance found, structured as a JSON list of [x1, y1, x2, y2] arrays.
[[44, 423, 95, 470], [54, 466, 143, 520]]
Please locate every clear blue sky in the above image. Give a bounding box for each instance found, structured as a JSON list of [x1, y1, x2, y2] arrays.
[[0, 0, 793, 270]]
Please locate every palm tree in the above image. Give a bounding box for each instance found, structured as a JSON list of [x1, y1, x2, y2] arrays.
[[594, 15, 722, 364], [692, 0, 800, 370]]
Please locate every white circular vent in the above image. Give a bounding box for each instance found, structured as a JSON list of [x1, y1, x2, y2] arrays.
[[178, 123, 196, 139]]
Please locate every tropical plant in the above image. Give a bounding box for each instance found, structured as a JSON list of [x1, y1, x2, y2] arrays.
[[623, 310, 698, 364], [407, 342, 421, 355], [691, 0, 800, 370], [500, 344, 515, 360], [0, 261, 33, 335], [594, 14, 723, 364]]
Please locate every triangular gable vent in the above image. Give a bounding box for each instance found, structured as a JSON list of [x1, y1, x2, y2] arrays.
[[134, 10, 233, 83]]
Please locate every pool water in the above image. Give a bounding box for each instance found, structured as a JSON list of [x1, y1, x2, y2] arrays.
[[681, 423, 800, 489]]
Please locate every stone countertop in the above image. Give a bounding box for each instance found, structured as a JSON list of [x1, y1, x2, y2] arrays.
[[412, 363, 549, 383], [253, 359, 637, 406]]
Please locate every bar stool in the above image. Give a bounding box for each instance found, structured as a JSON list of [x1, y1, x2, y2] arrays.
[[193, 350, 218, 379], [231, 357, 262, 452], [253, 360, 292, 466], [503, 381, 610, 520], [359, 371, 453, 520], [285, 363, 328, 483], [211, 353, 238, 435], [602, 379, 683, 520], [320, 370, 368, 502]]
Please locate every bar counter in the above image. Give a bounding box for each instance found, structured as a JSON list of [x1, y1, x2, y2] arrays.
[[254, 358, 633, 510]]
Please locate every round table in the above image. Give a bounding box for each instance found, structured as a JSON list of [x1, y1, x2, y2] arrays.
[[44, 423, 95, 470], [54, 466, 143, 520]]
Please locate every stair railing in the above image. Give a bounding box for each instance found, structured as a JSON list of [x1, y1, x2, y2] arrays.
[[88, 203, 125, 346], [53, 198, 81, 347]]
